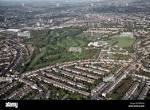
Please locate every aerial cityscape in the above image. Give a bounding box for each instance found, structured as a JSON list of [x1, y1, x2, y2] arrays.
[[0, 0, 150, 100]]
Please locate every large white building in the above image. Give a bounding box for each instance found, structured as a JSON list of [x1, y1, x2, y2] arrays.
[[6, 29, 20, 33], [17, 31, 31, 38], [88, 41, 108, 47]]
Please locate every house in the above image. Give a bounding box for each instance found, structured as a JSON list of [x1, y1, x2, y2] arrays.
[[69, 47, 82, 53]]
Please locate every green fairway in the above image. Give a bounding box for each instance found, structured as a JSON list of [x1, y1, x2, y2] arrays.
[[25, 27, 99, 70]]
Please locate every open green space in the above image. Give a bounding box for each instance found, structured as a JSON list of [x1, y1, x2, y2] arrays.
[[107, 35, 136, 52], [25, 27, 99, 70], [108, 77, 133, 100]]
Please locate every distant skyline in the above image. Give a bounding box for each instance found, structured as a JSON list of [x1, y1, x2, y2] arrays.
[[0, 0, 141, 2], [0, 0, 146, 6]]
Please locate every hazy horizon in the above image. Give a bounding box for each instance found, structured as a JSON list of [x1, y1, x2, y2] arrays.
[[0, 0, 142, 2]]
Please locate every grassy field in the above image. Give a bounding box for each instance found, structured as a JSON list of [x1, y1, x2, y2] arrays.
[[107, 35, 136, 51]]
